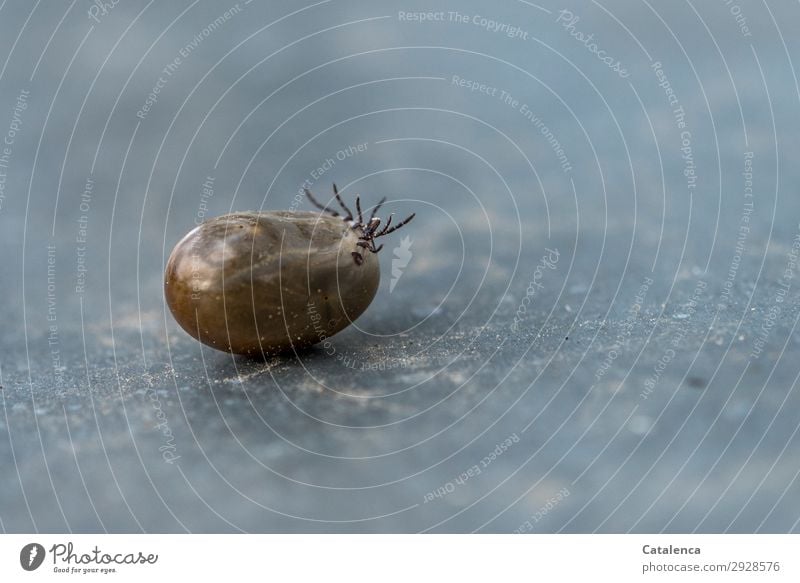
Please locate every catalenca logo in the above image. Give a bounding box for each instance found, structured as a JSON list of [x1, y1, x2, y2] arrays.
[[390, 236, 413, 293], [20, 543, 45, 571]]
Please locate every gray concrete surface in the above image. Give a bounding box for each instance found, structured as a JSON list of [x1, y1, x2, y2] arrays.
[[1, 0, 799, 532]]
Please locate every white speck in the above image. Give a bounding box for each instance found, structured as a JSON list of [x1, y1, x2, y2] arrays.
[[448, 371, 467, 384], [569, 283, 588, 295], [724, 401, 749, 421], [398, 371, 430, 384], [412, 305, 442, 319], [673, 313, 690, 320], [628, 415, 653, 435]]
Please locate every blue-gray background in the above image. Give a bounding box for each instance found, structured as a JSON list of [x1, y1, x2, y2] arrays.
[[0, 0, 799, 532]]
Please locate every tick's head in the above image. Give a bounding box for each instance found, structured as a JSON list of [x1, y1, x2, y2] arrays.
[[305, 183, 416, 265]]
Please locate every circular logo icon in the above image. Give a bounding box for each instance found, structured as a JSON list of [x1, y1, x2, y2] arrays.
[[20, 543, 46, 571]]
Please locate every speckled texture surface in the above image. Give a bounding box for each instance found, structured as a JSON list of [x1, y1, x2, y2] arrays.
[[1, 0, 799, 532]]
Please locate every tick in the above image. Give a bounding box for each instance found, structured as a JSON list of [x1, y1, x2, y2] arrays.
[[164, 184, 415, 356]]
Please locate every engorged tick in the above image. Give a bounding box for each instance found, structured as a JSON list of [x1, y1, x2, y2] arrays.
[[164, 183, 415, 356]]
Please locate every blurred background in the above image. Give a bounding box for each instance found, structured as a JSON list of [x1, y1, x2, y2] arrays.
[[1, 0, 799, 532]]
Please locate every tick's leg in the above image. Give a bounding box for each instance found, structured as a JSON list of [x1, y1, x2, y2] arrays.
[[333, 183, 353, 221], [363, 217, 381, 239], [304, 188, 339, 217], [369, 197, 387, 222], [375, 214, 393, 237], [376, 213, 415, 237], [356, 196, 364, 225]]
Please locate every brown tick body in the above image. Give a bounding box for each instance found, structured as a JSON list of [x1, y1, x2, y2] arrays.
[[164, 185, 414, 356]]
